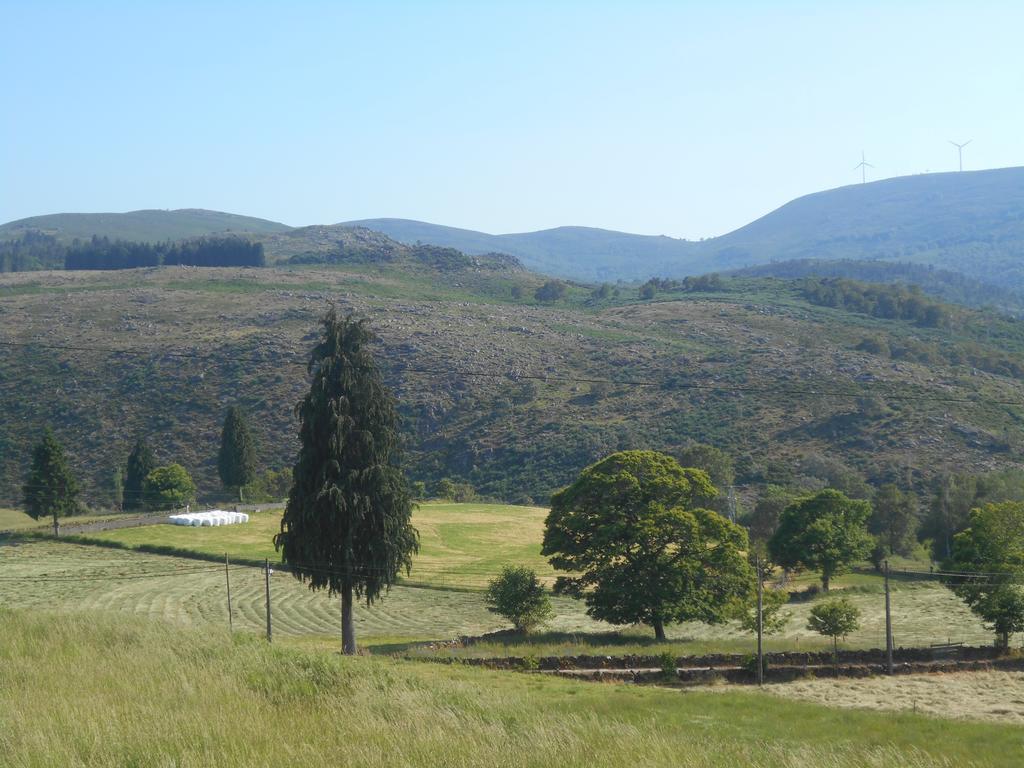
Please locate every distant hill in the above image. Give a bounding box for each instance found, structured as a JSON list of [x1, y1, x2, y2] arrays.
[[0, 209, 291, 244], [346, 167, 1024, 287], [342, 219, 703, 280], [705, 167, 1024, 280], [6, 166, 1024, 288]]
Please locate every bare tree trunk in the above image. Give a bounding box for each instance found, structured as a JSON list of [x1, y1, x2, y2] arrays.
[[342, 584, 356, 655], [821, 572, 830, 592], [652, 617, 666, 641]]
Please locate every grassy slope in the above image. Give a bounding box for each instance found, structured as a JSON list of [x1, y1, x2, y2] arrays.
[[1, 609, 1020, 768], [0, 508, 33, 530], [3, 265, 1024, 507], [762, 671, 1024, 725]]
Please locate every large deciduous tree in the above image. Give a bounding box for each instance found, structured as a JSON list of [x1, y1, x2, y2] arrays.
[[124, 438, 156, 510], [542, 450, 752, 641], [768, 489, 872, 591], [275, 309, 418, 655], [944, 502, 1024, 649], [217, 405, 257, 500], [22, 428, 78, 535]]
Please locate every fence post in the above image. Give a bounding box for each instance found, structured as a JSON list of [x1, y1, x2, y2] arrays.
[[225, 553, 233, 633], [756, 555, 764, 686], [884, 559, 894, 675], [264, 558, 272, 643]]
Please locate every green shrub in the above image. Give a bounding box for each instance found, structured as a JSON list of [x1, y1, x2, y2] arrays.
[[485, 566, 553, 633], [143, 464, 196, 510], [658, 651, 677, 678]]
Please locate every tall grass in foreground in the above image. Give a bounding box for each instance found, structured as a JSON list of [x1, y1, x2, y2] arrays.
[[0, 609, 1020, 767]]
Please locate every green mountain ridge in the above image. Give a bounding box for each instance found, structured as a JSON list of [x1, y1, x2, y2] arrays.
[[345, 167, 1024, 286], [0, 208, 292, 244], [6, 167, 1024, 290]]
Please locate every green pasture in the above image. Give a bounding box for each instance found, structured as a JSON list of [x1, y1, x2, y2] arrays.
[[0, 508, 138, 532], [79, 502, 555, 589], [0, 508, 34, 530], [2, 608, 1021, 768]]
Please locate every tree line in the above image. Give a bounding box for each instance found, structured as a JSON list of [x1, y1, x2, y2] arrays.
[[65, 235, 265, 270], [801, 277, 951, 327], [639, 273, 724, 299], [0, 231, 66, 272], [24, 403, 273, 532], [732, 258, 1024, 317]]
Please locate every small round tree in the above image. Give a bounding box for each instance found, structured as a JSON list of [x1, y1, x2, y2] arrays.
[[734, 586, 790, 637], [485, 566, 553, 634], [807, 597, 861, 674], [143, 464, 196, 510]]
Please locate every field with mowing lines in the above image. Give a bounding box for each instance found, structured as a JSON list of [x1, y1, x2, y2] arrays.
[[0, 540, 602, 644], [80, 502, 555, 589], [0, 537, 997, 653], [2, 608, 1022, 768]]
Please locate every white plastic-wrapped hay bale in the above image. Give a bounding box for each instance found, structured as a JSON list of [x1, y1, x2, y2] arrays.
[[168, 510, 251, 527]]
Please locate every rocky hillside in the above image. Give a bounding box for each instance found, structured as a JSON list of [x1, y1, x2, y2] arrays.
[[2, 238, 1023, 506]]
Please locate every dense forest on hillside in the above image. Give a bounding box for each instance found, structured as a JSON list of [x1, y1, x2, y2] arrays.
[[1, 231, 265, 272], [65, 236, 264, 270], [799, 278, 950, 327], [0, 231, 66, 272]]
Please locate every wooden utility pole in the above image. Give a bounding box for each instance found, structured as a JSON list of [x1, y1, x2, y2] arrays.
[[264, 558, 272, 643], [756, 555, 764, 686], [224, 553, 233, 633], [884, 560, 894, 675]]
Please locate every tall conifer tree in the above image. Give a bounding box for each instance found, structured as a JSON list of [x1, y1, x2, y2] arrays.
[[124, 438, 156, 510], [23, 428, 78, 535], [218, 405, 257, 500], [275, 309, 418, 654]]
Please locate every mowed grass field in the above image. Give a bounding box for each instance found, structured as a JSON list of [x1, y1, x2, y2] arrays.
[[1, 500, 999, 653], [0, 539, 601, 644], [2, 608, 1022, 768], [81, 502, 555, 589], [760, 671, 1024, 725]]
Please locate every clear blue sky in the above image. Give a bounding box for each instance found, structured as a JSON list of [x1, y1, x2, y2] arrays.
[[2, 1, 1022, 238]]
